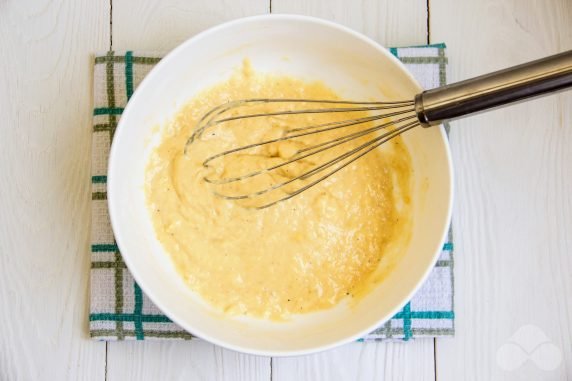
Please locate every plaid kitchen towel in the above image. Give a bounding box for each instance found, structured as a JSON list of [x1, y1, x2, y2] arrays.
[[90, 44, 454, 341]]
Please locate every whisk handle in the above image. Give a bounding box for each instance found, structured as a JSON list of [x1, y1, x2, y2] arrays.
[[414, 50, 572, 126]]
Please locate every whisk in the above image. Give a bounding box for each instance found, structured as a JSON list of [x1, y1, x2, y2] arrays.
[[186, 50, 572, 209]]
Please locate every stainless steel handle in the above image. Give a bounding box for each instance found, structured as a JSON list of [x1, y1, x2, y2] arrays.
[[414, 50, 572, 126]]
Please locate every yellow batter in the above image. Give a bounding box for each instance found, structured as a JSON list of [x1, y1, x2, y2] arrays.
[[146, 61, 413, 320]]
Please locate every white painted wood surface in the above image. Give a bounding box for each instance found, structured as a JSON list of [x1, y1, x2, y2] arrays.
[[431, 0, 572, 380], [1, 0, 571, 380], [272, 0, 428, 47], [107, 340, 270, 381], [113, 0, 269, 51], [272, 341, 435, 381], [0, 0, 109, 380]]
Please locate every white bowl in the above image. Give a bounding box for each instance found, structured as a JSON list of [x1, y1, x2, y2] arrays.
[[108, 14, 453, 356]]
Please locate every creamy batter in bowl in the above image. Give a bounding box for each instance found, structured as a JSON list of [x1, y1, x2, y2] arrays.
[[108, 15, 453, 355], [146, 62, 414, 320]]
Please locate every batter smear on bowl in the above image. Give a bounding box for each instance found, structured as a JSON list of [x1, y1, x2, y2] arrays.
[[145, 61, 413, 320]]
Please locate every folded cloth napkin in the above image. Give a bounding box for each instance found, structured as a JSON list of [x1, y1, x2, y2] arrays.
[[90, 44, 454, 341]]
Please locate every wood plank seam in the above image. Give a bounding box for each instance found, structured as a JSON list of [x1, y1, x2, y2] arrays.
[[433, 338, 437, 381], [428, 3, 437, 379], [110, 0, 113, 48], [105, 343, 109, 381], [426, 0, 431, 44]]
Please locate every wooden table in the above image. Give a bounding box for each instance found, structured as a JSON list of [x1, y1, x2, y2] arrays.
[[1, 0, 571, 379]]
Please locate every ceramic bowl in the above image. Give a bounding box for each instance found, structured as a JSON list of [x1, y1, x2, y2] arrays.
[[107, 14, 453, 356]]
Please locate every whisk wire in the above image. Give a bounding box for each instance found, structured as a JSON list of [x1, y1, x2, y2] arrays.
[[202, 108, 416, 167], [187, 98, 419, 209], [186, 99, 414, 149], [211, 119, 419, 208], [203, 113, 418, 185]]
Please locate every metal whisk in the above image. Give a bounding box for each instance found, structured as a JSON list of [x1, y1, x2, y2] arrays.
[[186, 50, 572, 209]]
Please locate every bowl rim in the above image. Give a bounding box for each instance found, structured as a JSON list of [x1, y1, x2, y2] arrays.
[[107, 13, 454, 356]]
